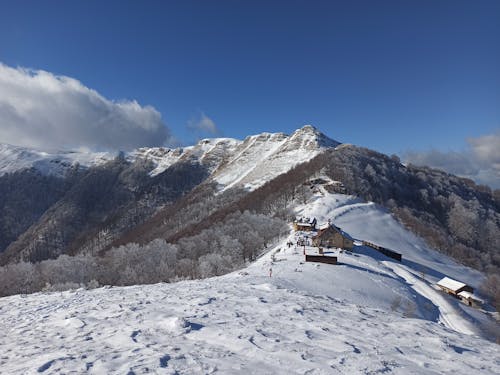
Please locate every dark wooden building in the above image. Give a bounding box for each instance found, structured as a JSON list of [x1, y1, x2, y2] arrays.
[[362, 241, 402, 262], [305, 254, 338, 265]]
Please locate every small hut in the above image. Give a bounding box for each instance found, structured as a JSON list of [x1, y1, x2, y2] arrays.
[[436, 277, 473, 296], [293, 217, 317, 231], [312, 224, 353, 250], [457, 291, 483, 308], [436, 277, 483, 307]]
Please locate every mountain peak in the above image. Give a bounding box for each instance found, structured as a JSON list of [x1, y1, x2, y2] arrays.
[[284, 125, 340, 151], [297, 124, 317, 132]]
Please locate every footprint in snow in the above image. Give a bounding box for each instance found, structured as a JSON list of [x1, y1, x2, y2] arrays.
[[131, 330, 141, 343], [37, 360, 55, 373], [159, 354, 171, 368], [198, 297, 216, 306]]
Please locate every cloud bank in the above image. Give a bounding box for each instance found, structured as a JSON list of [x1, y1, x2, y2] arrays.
[[187, 112, 219, 137], [0, 63, 173, 151], [404, 133, 500, 189]]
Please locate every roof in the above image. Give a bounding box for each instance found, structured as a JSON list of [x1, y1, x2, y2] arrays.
[[457, 291, 483, 302], [314, 225, 354, 241], [296, 222, 312, 227], [457, 291, 473, 299], [437, 277, 467, 292], [318, 223, 330, 230], [294, 217, 316, 225]]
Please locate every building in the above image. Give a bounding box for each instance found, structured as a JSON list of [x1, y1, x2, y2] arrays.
[[436, 277, 482, 307], [436, 277, 473, 296], [293, 217, 317, 231], [305, 254, 337, 265], [457, 291, 483, 308], [312, 224, 353, 250]]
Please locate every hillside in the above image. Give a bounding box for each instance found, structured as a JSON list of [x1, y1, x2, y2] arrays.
[[0, 125, 498, 311], [0, 126, 335, 264], [0, 189, 498, 374]]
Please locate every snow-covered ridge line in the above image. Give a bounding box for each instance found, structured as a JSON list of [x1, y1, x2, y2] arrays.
[[0, 142, 113, 177], [0, 125, 339, 191]]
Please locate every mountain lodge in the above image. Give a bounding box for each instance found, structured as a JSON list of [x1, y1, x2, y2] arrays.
[[312, 224, 354, 250], [436, 277, 473, 296], [436, 277, 482, 307]]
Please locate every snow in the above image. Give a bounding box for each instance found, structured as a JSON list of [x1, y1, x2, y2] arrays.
[[437, 277, 468, 293], [458, 291, 474, 299], [130, 126, 338, 191], [1, 190, 499, 374], [0, 143, 113, 177], [212, 126, 338, 192], [131, 138, 241, 177]]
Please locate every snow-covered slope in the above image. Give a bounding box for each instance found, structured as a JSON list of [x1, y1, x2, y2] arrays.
[[130, 137, 241, 177], [212, 125, 338, 191], [132, 125, 337, 191], [0, 143, 113, 177], [1, 189, 498, 374]]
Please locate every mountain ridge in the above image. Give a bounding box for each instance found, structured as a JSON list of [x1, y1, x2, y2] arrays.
[[0, 125, 338, 185]]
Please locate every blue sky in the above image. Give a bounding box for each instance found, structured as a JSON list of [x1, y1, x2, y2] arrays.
[[0, 1, 499, 158]]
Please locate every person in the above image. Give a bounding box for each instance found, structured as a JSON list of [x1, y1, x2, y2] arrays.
[[269, 267, 272, 277]]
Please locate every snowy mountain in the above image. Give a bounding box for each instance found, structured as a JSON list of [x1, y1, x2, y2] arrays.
[[1, 189, 498, 374], [0, 125, 341, 263], [0, 125, 337, 192], [129, 125, 339, 192]]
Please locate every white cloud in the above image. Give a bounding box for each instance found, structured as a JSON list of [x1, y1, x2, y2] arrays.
[[187, 112, 219, 136], [404, 132, 500, 189], [0, 63, 173, 151]]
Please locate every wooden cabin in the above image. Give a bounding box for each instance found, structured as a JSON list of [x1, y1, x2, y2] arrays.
[[293, 217, 317, 231], [312, 224, 353, 250], [436, 277, 473, 296], [436, 277, 482, 307], [457, 291, 483, 308]]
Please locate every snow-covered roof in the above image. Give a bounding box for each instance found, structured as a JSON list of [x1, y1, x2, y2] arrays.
[[296, 222, 312, 227], [318, 223, 330, 230], [339, 229, 354, 242], [457, 291, 472, 299], [315, 224, 354, 241], [295, 217, 316, 225], [437, 277, 467, 292], [457, 291, 483, 302]]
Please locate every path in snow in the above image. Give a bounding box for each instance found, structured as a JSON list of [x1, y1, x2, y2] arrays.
[[384, 261, 478, 335]]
